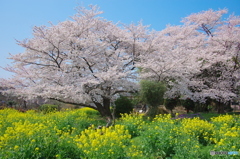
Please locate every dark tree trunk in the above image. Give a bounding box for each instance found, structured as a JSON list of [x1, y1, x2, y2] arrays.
[[170, 109, 174, 117], [216, 101, 225, 114], [23, 100, 27, 109], [95, 98, 113, 127]]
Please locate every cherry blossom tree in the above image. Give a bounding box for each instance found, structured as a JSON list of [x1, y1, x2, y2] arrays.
[[0, 6, 151, 123], [138, 9, 240, 112]]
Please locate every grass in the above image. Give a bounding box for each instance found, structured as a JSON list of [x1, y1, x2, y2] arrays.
[[200, 112, 240, 121]]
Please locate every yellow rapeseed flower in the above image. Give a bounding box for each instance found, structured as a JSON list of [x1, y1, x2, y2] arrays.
[[14, 145, 19, 150]]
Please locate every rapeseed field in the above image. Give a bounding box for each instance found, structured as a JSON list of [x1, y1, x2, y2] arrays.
[[0, 108, 239, 158]]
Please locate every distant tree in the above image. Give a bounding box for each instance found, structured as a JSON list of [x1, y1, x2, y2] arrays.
[[181, 98, 195, 113], [139, 80, 166, 118], [138, 9, 240, 113], [140, 80, 166, 107], [164, 98, 178, 114]]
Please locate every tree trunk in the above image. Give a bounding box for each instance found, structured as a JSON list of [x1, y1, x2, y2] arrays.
[[170, 109, 174, 117], [217, 101, 224, 114], [95, 98, 113, 127], [23, 100, 27, 109]]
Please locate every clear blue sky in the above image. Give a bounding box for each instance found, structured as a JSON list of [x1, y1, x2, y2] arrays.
[[1, 0, 240, 78]]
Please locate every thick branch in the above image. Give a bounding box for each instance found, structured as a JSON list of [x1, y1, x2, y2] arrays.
[[49, 98, 97, 110], [112, 89, 137, 96]]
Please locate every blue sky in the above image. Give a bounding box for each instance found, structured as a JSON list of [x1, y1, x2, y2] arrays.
[[0, 0, 240, 78]]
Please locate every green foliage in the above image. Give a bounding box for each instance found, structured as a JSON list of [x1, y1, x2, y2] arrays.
[[140, 80, 166, 107], [129, 92, 142, 106], [165, 98, 178, 112], [39, 104, 59, 114], [7, 101, 16, 107], [114, 96, 133, 118], [181, 98, 195, 112]]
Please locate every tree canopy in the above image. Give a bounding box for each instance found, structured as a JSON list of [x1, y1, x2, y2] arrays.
[[138, 9, 240, 104]]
